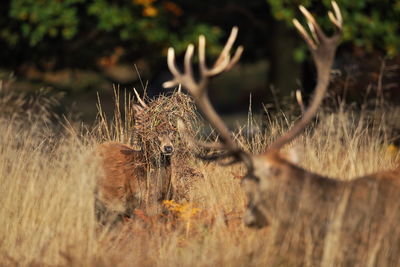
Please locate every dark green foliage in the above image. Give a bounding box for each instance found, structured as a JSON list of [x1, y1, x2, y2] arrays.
[[267, 0, 400, 60], [0, 0, 398, 91], [0, 0, 221, 68], [8, 0, 83, 46]]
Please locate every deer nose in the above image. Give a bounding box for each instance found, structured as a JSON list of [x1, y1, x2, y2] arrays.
[[164, 145, 173, 154]]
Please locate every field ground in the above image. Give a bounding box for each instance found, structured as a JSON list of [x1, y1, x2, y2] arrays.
[[1, 89, 400, 266]]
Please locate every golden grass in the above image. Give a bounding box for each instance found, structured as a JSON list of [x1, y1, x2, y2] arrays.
[[0, 121, 99, 266], [1, 89, 399, 266]]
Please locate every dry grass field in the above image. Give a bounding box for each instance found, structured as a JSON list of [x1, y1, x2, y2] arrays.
[[1, 78, 399, 266]]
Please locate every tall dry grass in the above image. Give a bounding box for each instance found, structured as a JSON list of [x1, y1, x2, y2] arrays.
[[0, 82, 399, 266], [0, 120, 100, 266]]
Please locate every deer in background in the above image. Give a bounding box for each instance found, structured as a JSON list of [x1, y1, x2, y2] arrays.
[[165, 2, 400, 264], [96, 92, 175, 224]]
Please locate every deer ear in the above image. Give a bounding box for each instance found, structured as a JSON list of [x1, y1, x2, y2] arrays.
[[132, 104, 144, 114]]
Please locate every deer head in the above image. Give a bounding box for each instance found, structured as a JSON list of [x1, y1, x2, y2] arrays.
[[132, 89, 175, 157], [164, 2, 342, 228]]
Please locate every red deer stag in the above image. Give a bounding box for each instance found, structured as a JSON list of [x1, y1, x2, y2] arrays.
[[96, 91, 175, 224], [164, 2, 400, 265]]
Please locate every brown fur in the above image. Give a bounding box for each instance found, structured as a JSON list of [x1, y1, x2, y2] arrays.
[[242, 151, 400, 265], [96, 139, 174, 223], [243, 150, 400, 227]]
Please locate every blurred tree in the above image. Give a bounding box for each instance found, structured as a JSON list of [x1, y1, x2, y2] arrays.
[[0, 0, 222, 72], [172, 0, 400, 103], [266, 0, 400, 102], [172, 0, 302, 102], [0, 0, 398, 102], [267, 0, 400, 60]]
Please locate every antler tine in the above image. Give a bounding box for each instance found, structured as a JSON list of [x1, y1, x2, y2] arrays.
[[226, 45, 244, 71], [307, 21, 320, 46], [298, 5, 326, 42], [163, 48, 180, 88], [164, 45, 200, 96], [164, 26, 243, 94], [293, 18, 317, 50], [198, 35, 230, 77], [214, 26, 238, 67], [268, 1, 342, 151], [199, 27, 243, 77], [296, 90, 305, 116], [166, 47, 180, 79], [293, 1, 342, 52], [184, 44, 195, 80], [328, 1, 343, 30]]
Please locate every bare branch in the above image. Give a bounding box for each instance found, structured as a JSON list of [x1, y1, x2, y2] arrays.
[[133, 88, 148, 108]]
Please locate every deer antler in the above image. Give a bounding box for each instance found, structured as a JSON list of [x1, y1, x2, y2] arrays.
[[164, 2, 341, 171], [267, 1, 342, 151], [296, 90, 305, 116], [164, 28, 252, 170]]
